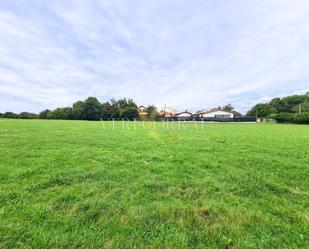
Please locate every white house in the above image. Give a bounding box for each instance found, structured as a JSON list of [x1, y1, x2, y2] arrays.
[[175, 110, 192, 118], [197, 108, 234, 118]]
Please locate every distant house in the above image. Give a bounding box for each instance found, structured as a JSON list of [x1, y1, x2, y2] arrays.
[[232, 110, 242, 117], [175, 110, 192, 120], [159, 110, 175, 118], [138, 105, 148, 120], [196, 108, 234, 118]]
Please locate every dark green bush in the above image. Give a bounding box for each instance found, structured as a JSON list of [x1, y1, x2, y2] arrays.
[[19, 112, 38, 119], [273, 112, 309, 124], [293, 113, 309, 124], [2, 112, 19, 119]]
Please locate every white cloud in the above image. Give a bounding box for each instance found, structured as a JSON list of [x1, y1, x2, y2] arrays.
[[0, 0, 309, 114]]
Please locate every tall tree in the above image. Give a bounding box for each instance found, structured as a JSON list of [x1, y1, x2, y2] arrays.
[[101, 101, 113, 120], [48, 107, 73, 120], [222, 104, 234, 112], [19, 112, 38, 119], [121, 106, 139, 120], [72, 100, 86, 120], [110, 98, 120, 118], [292, 101, 309, 113], [3, 112, 18, 119], [146, 105, 159, 120], [269, 98, 284, 111], [247, 104, 277, 117], [247, 93, 309, 117], [38, 109, 51, 119], [109, 98, 138, 120], [84, 97, 102, 120], [117, 98, 138, 120]]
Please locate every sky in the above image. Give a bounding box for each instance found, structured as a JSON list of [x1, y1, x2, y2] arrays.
[[0, 0, 309, 114]]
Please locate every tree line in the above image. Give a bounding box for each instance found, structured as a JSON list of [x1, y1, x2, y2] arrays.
[[0, 97, 238, 121], [1, 93, 309, 123], [0, 97, 157, 121], [246, 92, 309, 124]]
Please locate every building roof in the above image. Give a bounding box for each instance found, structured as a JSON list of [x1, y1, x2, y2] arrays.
[[159, 110, 175, 117], [196, 108, 233, 115], [232, 110, 242, 116], [175, 110, 192, 116]]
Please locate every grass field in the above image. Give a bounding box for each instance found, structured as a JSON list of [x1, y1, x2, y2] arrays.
[[0, 119, 308, 248]]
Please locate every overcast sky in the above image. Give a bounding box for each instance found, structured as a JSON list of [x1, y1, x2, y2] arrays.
[[0, 0, 309, 114]]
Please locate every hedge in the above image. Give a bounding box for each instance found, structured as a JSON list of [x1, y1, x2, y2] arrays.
[[272, 112, 309, 124]]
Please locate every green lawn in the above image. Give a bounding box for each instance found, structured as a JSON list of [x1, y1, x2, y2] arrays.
[[0, 119, 308, 248]]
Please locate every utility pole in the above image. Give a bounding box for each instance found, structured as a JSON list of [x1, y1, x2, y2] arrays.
[[163, 104, 166, 119]]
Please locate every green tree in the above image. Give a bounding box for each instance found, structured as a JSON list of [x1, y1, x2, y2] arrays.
[[269, 98, 284, 112], [120, 106, 139, 120], [110, 99, 120, 118], [301, 101, 309, 112], [48, 107, 73, 120], [19, 112, 38, 119], [3, 112, 18, 119], [146, 105, 159, 120], [38, 109, 51, 119], [273, 112, 309, 124], [248, 94, 309, 116], [101, 101, 113, 120], [292, 101, 309, 113], [117, 98, 138, 120], [84, 97, 102, 120], [247, 104, 277, 117], [222, 104, 234, 112], [72, 100, 85, 120], [108, 98, 138, 120], [280, 95, 309, 112]]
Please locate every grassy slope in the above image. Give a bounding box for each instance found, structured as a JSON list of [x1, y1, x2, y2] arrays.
[[0, 119, 308, 248]]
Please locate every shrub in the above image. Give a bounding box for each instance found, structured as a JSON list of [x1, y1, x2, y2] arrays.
[[47, 107, 74, 120], [3, 112, 19, 119], [273, 112, 309, 124], [293, 113, 309, 124], [19, 112, 38, 119], [38, 109, 51, 119]]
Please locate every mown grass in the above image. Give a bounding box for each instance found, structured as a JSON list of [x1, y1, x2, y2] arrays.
[[0, 119, 308, 248]]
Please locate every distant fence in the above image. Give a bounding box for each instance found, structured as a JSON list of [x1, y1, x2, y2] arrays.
[[230, 117, 257, 122], [163, 117, 257, 122], [98, 117, 257, 122]]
